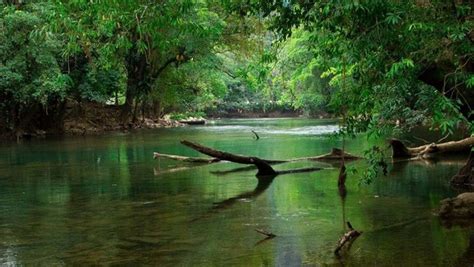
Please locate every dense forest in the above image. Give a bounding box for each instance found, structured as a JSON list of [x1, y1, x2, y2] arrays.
[[1, 0, 472, 138]]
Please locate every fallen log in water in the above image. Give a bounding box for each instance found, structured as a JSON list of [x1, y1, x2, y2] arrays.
[[334, 222, 362, 255], [390, 137, 474, 159], [152, 140, 361, 176], [154, 143, 360, 164], [153, 152, 220, 163], [301, 148, 361, 161], [255, 228, 276, 238], [180, 140, 285, 165], [181, 140, 328, 176]]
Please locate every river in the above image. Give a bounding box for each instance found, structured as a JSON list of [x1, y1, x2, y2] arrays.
[[0, 118, 472, 266]]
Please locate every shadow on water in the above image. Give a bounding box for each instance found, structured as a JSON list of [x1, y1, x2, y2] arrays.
[[210, 165, 257, 176], [191, 174, 276, 222], [456, 234, 474, 266], [212, 174, 276, 210]]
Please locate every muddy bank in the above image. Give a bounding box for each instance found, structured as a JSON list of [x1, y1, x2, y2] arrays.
[[1, 102, 183, 140], [63, 103, 183, 136]]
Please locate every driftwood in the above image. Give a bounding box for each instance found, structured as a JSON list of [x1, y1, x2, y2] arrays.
[[156, 143, 360, 165], [153, 140, 361, 176], [153, 152, 220, 163], [255, 228, 276, 238], [334, 222, 362, 255], [255, 228, 276, 246], [251, 130, 260, 140], [450, 151, 474, 186], [180, 140, 285, 164], [390, 137, 474, 159], [181, 140, 329, 176], [302, 148, 360, 161]]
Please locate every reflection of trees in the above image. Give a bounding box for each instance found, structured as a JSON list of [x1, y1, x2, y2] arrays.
[[352, 158, 470, 265], [455, 234, 474, 266]]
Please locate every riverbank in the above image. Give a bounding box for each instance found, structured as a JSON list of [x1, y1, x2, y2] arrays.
[[0, 102, 335, 140], [0, 102, 183, 140], [63, 103, 182, 136]]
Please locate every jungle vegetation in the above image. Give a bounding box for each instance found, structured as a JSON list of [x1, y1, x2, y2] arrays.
[[0, 0, 473, 137]]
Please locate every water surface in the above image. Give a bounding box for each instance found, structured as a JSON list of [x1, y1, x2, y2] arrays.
[[0, 118, 472, 266]]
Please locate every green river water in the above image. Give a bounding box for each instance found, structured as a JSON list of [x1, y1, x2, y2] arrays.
[[0, 118, 473, 266]]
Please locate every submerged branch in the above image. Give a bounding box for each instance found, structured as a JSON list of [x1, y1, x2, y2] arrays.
[[153, 152, 220, 163], [255, 228, 276, 238], [334, 221, 362, 255]]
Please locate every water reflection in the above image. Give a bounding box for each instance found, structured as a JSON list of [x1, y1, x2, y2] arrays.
[[0, 118, 473, 266], [212, 176, 275, 210]]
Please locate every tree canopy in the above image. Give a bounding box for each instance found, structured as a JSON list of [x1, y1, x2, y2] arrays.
[[0, 0, 472, 137]]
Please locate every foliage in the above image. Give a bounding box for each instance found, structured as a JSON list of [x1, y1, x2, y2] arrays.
[[169, 111, 206, 121], [238, 0, 474, 135], [0, 3, 67, 131], [359, 146, 389, 185], [1, 0, 473, 137]]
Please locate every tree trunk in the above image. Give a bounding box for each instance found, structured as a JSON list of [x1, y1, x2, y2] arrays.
[[390, 137, 474, 159]]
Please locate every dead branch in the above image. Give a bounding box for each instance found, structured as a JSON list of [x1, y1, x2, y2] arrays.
[[181, 140, 334, 176], [255, 228, 276, 238], [251, 130, 260, 140], [334, 221, 362, 255], [153, 152, 220, 163]]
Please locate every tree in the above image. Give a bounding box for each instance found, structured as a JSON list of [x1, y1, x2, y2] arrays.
[[237, 0, 473, 135], [0, 2, 69, 135], [51, 0, 226, 122]]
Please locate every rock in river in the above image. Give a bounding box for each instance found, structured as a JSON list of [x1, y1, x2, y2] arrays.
[[439, 192, 474, 219]]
